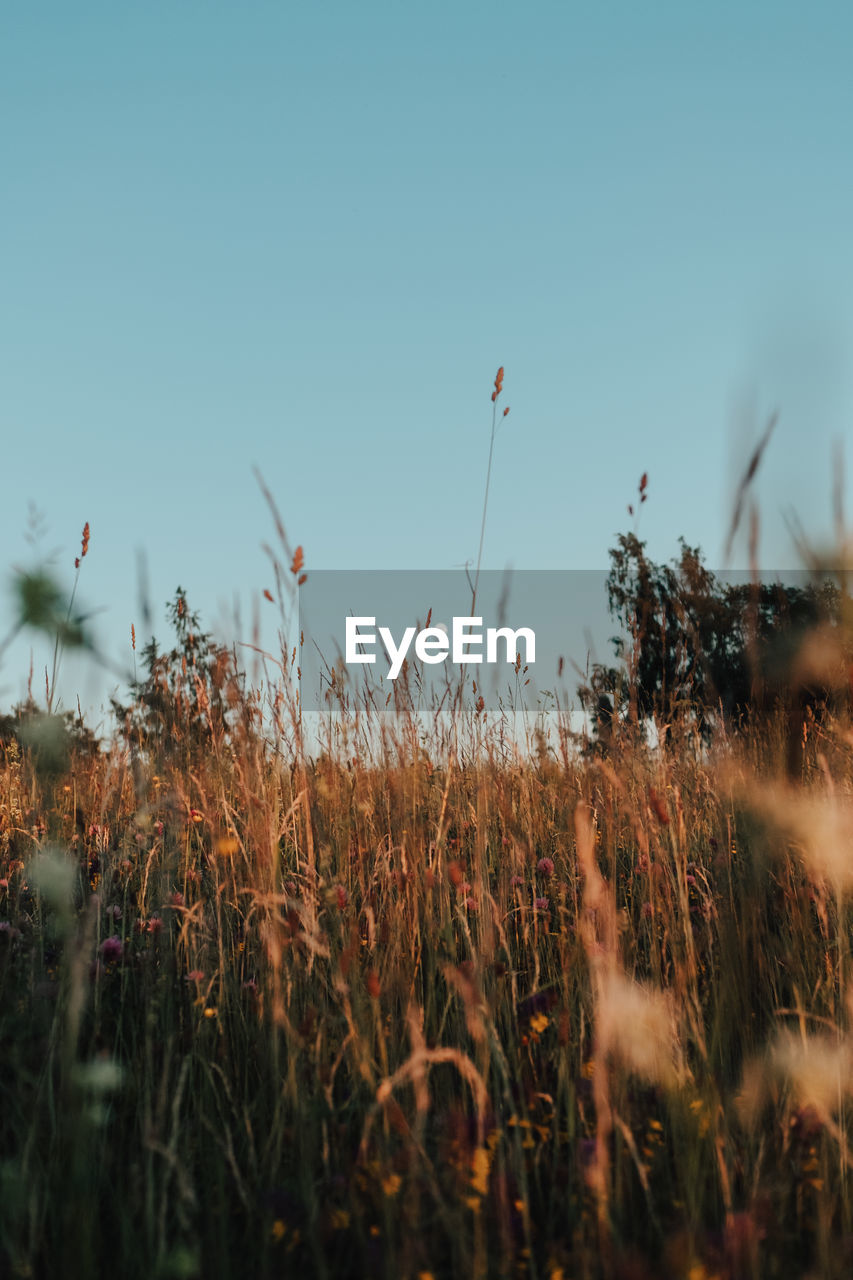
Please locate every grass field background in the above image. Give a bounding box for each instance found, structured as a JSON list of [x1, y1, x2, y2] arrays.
[[1, 505, 852, 1280]]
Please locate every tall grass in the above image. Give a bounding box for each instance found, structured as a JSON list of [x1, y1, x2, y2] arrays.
[[2, 444, 853, 1277], [1, 603, 852, 1279]]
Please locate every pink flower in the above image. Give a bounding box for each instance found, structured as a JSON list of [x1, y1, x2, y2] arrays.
[[536, 857, 555, 878], [465, 896, 478, 911], [99, 935, 123, 963], [510, 875, 524, 888], [535, 897, 550, 911]]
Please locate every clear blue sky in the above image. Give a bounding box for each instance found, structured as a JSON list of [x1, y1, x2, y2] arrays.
[[3, 1, 852, 723]]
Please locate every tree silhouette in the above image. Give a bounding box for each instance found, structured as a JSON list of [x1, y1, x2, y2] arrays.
[[579, 534, 849, 768]]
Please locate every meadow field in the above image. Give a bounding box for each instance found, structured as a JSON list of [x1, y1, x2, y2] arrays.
[[1, 525, 852, 1280], [7, 0, 853, 1272]]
